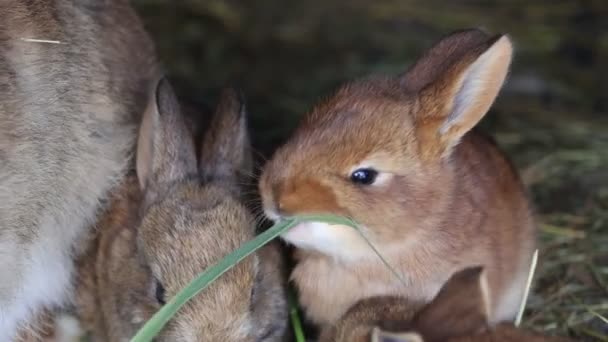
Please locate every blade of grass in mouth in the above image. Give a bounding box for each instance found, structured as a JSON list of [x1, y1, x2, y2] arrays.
[[130, 214, 363, 342]]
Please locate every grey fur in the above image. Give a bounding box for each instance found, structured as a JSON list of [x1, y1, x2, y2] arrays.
[[0, 0, 159, 339]]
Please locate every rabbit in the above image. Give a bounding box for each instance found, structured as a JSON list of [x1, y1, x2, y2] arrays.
[[0, 0, 159, 339], [74, 78, 288, 342], [319, 266, 572, 342], [259, 28, 537, 328]]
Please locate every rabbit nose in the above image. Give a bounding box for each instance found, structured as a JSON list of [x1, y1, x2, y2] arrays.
[[270, 202, 288, 219], [276, 202, 291, 218], [270, 179, 298, 218]]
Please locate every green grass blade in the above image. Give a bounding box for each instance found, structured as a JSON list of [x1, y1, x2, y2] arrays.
[[283, 214, 406, 286], [288, 288, 306, 342], [351, 228, 407, 287], [130, 214, 360, 342], [289, 214, 359, 227], [130, 218, 295, 342]]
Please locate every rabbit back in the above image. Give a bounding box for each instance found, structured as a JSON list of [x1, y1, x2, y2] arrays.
[[0, 0, 159, 338]]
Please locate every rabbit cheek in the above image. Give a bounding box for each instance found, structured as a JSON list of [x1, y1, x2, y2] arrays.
[[282, 222, 370, 260]]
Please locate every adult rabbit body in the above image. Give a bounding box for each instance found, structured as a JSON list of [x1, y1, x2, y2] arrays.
[[0, 0, 158, 339]]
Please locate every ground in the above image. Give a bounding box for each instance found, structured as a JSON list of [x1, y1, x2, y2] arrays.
[[132, 1, 607, 340]]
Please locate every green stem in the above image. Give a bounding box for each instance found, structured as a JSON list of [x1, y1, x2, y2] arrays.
[[130, 214, 359, 342], [288, 288, 306, 342]]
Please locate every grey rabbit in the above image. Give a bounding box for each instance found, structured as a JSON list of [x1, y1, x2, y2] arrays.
[[0, 0, 159, 339]]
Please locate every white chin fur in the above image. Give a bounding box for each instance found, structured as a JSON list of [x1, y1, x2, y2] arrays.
[[281, 221, 372, 261], [55, 313, 83, 341]]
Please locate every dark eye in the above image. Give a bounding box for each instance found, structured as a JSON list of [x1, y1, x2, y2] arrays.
[[350, 168, 378, 185], [155, 280, 166, 305]]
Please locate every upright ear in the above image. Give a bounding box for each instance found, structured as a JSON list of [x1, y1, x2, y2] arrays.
[[199, 87, 252, 184], [136, 77, 197, 191], [402, 29, 513, 157], [410, 266, 490, 342]]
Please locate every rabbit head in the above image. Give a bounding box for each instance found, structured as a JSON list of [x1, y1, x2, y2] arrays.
[[259, 28, 514, 258], [258, 28, 535, 325], [80, 78, 287, 341]]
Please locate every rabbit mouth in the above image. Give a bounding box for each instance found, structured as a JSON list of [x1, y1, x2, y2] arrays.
[[281, 221, 372, 260]]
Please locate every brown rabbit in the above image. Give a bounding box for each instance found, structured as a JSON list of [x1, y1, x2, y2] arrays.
[[0, 0, 159, 339], [319, 267, 572, 342], [259, 28, 536, 327], [74, 79, 288, 341]]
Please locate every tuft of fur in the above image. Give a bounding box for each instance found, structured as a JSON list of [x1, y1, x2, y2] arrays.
[[74, 81, 288, 341], [259, 28, 536, 326], [0, 0, 159, 340], [320, 267, 573, 342]]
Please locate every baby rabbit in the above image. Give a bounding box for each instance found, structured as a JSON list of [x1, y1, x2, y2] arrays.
[[74, 79, 288, 341], [320, 267, 572, 342], [259, 28, 536, 326], [0, 0, 158, 339]]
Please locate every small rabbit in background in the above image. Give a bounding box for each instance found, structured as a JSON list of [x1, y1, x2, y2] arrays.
[[0, 0, 159, 339], [74, 78, 288, 342], [259, 28, 536, 327], [320, 266, 572, 342]]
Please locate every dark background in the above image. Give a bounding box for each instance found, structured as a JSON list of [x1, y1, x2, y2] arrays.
[[132, 1, 607, 340]]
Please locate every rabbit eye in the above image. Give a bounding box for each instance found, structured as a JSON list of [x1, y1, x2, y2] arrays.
[[350, 168, 378, 185], [155, 280, 166, 305]]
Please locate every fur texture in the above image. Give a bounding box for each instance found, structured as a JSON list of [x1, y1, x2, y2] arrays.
[[0, 1, 159, 339], [74, 81, 288, 341], [259, 29, 536, 326], [320, 267, 572, 342]]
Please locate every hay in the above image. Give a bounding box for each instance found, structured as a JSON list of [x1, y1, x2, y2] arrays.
[[19, 38, 63, 44]]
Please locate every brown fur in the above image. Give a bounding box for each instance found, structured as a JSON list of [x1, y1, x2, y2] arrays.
[[75, 174, 150, 341], [1, 0, 159, 338], [318, 296, 423, 342], [74, 81, 288, 341], [320, 267, 572, 342], [259, 29, 536, 326], [14, 309, 57, 342]]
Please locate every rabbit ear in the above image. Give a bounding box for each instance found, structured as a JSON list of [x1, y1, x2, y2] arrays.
[[199, 87, 251, 184], [136, 77, 197, 191], [401, 29, 513, 157], [410, 266, 490, 341], [371, 327, 424, 342]]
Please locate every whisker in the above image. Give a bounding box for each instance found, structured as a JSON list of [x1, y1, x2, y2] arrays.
[[250, 147, 268, 163]]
